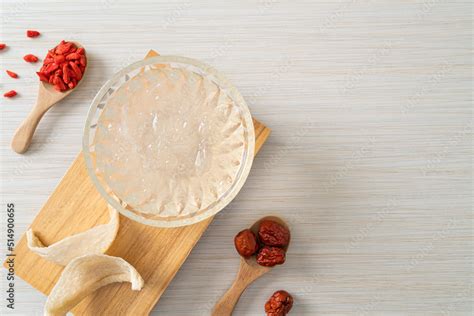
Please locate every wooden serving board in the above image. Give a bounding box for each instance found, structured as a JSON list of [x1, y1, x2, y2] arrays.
[[5, 50, 270, 315]]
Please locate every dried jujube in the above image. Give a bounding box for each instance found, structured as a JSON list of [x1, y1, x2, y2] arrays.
[[234, 229, 259, 257], [265, 290, 293, 316], [258, 220, 290, 247], [256, 246, 286, 267]]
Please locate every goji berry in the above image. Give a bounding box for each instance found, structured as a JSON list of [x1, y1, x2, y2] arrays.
[[69, 61, 82, 80], [26, 30, 40, 38], [4, 90, 17, 98], [43, 63, 59, 74], [0, 43, 6, 50], [80, 55, 87, 67], [62, 64, 70, 84], [6, 70, 18, 79], [44, 57, 54, 64], [37, 40, 86, 92], [55, 41, 73, 55], [55, 76, 67, 91], [66, 53, 81, 60], [53, 54, 65, 64], [36, 72, 49, 82], [24, 54, 39, 63]]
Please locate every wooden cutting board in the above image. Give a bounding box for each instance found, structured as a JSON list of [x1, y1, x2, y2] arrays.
[[4, 50, 270, 315]]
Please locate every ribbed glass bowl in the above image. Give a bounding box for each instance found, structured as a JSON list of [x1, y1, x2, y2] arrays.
[[83, 56, 254, 227]]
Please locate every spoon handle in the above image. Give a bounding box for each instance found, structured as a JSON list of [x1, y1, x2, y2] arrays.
[[212, 276, 248, 316], [11, 105, 47, 154], [212, 258, 269, 316]]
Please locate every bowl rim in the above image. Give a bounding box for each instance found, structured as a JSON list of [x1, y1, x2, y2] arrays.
[[82, 55, 255, 227]]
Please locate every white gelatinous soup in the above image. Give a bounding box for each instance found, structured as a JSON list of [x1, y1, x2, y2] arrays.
[[93, 66, 246, 218]]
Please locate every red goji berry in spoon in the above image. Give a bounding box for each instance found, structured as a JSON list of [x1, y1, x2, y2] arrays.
[[36, 40, 87, 92], [11, 40, 87, 153]]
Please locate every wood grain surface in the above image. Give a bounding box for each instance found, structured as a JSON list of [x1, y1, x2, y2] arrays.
[[0, 1, 472, 315]]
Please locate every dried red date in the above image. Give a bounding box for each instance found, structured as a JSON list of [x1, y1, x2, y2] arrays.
[[234, 229, 259, 257], [258, 220, 290, 247], [256, 246, 286, 267], [265, 290, 293, 316]]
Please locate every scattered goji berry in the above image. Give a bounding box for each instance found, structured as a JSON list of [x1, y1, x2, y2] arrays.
[[6, 70, 18, 79], [4, 90, 17, 98], [0, 43, 6, 50], [26, 30, 41, 38], [24, 54, 39, 63]]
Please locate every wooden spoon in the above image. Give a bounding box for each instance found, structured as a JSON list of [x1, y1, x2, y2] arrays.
[[11, 42, 86, 154], [212, 216, 290, 316]]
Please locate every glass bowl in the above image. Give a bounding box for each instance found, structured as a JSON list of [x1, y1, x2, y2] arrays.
[[83, 56, 255, 227]]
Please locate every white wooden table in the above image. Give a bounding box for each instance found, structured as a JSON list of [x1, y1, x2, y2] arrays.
[[0, 1, 472, 315]]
